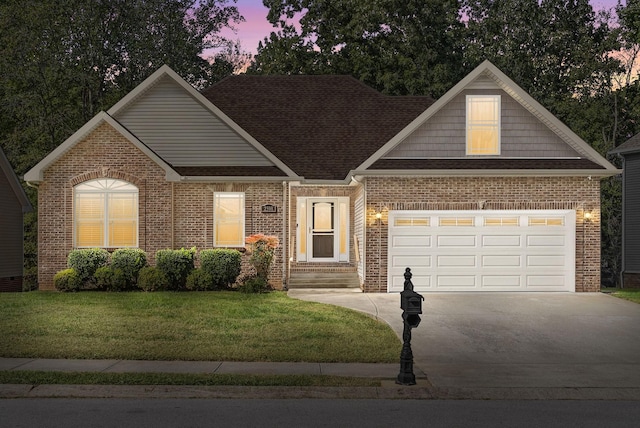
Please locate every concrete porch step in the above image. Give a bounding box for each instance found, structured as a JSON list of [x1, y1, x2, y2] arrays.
[[288, 272, 360, 289]]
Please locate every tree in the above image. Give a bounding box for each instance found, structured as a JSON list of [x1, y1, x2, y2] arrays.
[[0, 0, 243, 289], [462, 0, 620, 112], [253, 0, 465, 97]]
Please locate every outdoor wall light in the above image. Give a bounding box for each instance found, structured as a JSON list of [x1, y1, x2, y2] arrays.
[[375, 212, 383, 220], [584, 211, 593, 222]]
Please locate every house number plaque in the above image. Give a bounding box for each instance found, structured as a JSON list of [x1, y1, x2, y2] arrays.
[[261, 204, 278, 214]]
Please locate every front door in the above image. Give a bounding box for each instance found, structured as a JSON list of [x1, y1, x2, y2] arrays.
[[310, 200, 336, 261], [297, 197, 349, 263]]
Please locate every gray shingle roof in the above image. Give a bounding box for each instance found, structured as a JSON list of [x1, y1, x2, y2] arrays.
[[611, 133, 640, 155]]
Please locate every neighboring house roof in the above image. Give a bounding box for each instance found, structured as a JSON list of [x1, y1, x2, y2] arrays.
[[202, 75, 434, 181], [356, 60, 620, 178], [611, 133, 640, 155], [24, 112, 181, 182], [0, 147, 32, 212]]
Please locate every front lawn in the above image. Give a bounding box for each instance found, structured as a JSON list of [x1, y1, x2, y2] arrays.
[[608, 288, 640, 304], [0, 291, 399, 363]]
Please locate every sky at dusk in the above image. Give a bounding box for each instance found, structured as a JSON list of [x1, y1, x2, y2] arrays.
[[220, 0, 625, 55]]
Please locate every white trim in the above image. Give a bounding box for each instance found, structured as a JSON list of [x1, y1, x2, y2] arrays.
[[213, 192, 245, 248], [297, 196, 350, 263], [387, 209, 576, 292], [356, 60, 619, 173], [352, 169, 621, 178], [466, 94, 501, 156], [73, 178, 139, 248], [24, 112, 180, 182]]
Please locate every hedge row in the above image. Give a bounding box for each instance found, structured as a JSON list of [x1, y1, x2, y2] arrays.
[[54, 248, 242, 292]]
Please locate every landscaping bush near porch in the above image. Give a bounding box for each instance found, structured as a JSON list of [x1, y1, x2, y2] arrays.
[[0, 292, 399, 363]]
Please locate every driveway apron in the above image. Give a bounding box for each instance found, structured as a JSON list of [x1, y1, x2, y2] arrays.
[[288, 290, 640, 390]]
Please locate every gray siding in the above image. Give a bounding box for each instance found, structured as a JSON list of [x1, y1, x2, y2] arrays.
[[0, 170, 24, 278], [624, 153, 640, 271], [385, 89, 580, 159], [115, 76, 275, 167]]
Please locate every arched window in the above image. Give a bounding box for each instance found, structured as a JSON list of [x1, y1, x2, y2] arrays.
[[74, 179, 138, 248]]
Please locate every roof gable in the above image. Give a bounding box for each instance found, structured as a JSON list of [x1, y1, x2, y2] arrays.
[[0, 147, 32, 212], [24, 112, 180, 182], [357, 60, 620, 176], [611, 133, 640, 155], [108, 66, 297, 178]]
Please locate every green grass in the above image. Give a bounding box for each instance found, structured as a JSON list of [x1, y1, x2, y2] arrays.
[[608, 288, 640, 304], [0, 291, 399, 363], [0, 371, 381, 387]]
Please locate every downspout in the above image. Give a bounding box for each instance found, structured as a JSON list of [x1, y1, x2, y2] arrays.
[[171, 182, 175, 249], [282, 181, 288, 290], [620, 155, 626, 288]]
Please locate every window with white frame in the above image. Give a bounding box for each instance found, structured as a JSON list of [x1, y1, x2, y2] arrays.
[[466, 95, 501, 155], [74, 179, 138, 248], [214, 192, 245, 247]]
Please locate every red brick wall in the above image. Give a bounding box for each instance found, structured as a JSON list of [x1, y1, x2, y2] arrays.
[[38, 122, 171, 290], [37, 122, 287, 290], [363, 176, 601, 292], [173, 182, 286, 289]]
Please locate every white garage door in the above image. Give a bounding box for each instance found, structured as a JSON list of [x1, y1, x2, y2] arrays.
[[387, 210, 576, 292]]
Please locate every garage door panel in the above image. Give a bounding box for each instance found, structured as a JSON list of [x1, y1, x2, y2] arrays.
[[527, 275, 566, 287], [437, 255, 476, 267], [482, 235, 522, 247], [391, 255, 431, 268], [392, 275, 431, 289], [392, 235, 431, 248], [387, 210, 575, 292], [437, 235, 476, 247], [527, 255, 565, 267], [482, 255, 521, 267], [437, 275, 476, 288], [527, 235, 565, 247]]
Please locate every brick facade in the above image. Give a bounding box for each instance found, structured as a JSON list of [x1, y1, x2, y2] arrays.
[[36, 122, 603, 293], [37, 122, 287, 290], [362, 176, 602, 292]]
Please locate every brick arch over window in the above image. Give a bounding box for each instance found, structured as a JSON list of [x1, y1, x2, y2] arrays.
[[69, 168, 143, 188]]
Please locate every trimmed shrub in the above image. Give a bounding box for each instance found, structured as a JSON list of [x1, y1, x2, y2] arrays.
[[155, 247, 196, 290], [200, 249, 241, 289], [137, 267, 169, 292], [185, 269, 215, 291], [94, 266, 128, 292], [111, 248, 147, 286], [54, 268, 82, 292], [67, 248, 109, 285], [238, 275, 271, 294]]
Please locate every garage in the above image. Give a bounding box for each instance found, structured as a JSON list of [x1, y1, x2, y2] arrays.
[[387, 210, 576, 292]]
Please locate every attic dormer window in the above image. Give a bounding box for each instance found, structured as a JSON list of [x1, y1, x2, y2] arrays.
[[466, 95, 501, 155]]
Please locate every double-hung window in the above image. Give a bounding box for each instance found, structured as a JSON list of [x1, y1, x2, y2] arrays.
[[74, 179, 138, 248], [214, 192, 245, 247], [466, 95, 501, 155]]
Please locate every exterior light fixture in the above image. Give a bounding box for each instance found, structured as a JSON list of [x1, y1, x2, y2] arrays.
[[584, 211, 593, 222], [375, 212, 383, 220]]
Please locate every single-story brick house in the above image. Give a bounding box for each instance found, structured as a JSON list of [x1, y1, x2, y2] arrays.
[[610, 134, 640, 287], [0, 147, 33, 292], [25, 61, 620, 292]]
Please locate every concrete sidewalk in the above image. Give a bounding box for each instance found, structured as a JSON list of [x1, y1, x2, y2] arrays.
[[0, 357, 399, 378]]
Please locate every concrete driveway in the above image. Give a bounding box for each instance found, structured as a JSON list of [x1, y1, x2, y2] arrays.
[[289, 290, 640, 397]]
